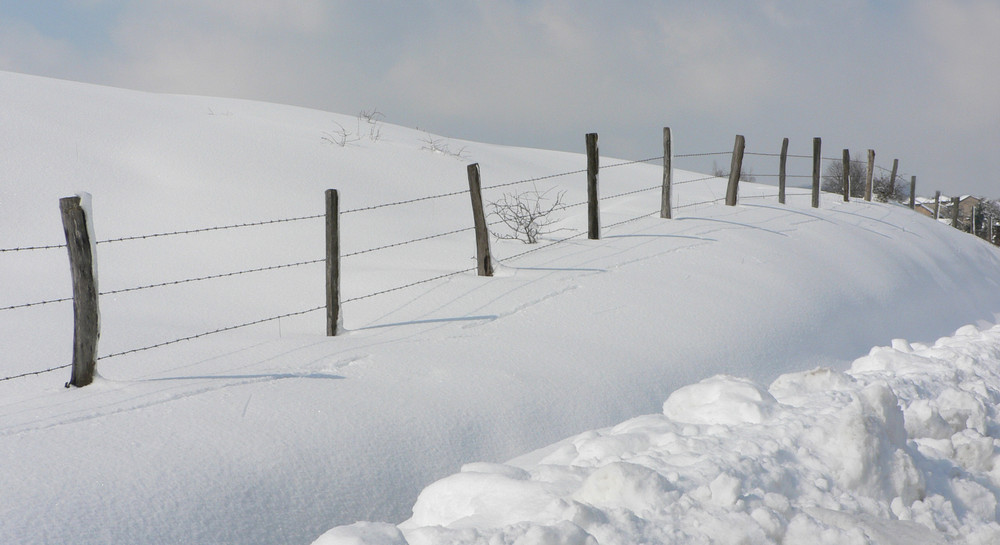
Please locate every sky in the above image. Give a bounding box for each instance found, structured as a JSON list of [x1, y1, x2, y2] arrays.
[[1, 0, 998, 197]]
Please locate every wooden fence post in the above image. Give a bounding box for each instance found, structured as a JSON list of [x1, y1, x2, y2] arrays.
[[586, 133, 600, 239], [778, 138, 789, 204], [725, 134, 745, 206], [660, 127, 672, 219], [909, 176, 916, 210], [60, 194, 100, 388], [812, 137, 821, 208], [865, 149, 875, 202], [951, 196, 960, 227], [888, 159, 899, 201], [326, 189, 341, 336], [842, 149, 851, 202], [934, 191, 941, 219], [467, 163, 493, 276]]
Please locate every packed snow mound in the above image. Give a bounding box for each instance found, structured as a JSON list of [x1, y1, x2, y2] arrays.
[[317, 324, 1000, 545], [662, 374, 778, 425]]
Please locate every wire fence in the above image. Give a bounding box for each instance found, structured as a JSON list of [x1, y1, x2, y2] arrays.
[[0, 139, 933, 384]]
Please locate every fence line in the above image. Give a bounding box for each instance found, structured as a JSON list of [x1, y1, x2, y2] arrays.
[[0, 147, 916, 256], [3, 133, 938, 384]]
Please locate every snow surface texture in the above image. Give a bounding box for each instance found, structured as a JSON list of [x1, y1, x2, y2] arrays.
[[317, 324, 1000, 545], [4, 71, 1000, 545]]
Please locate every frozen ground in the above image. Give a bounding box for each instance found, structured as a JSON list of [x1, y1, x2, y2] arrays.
[[2, 71, 1000, 544]]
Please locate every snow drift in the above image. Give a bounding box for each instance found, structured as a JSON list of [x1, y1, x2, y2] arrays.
[[319, 324, 1000, 544]]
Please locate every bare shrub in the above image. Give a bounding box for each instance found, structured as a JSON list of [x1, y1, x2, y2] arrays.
[[420, 133, 469, 160], [358, 108, 384, 142], [712, 161, 755, 183], [489, 187, 566, 244], [321, 122, 360, 147]]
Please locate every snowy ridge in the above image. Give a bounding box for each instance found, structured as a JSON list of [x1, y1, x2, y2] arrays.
[[318, 324, 1000, 545], [4, 71, 1000, 545]]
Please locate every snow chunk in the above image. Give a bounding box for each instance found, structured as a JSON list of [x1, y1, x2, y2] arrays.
[[311, 522, 407, 545], [406, 467, 557, 529], [769, 367, 856, 403], [572, 462, 674, 515], [708, 473, 743, 507], [662, 375, 777, 425]]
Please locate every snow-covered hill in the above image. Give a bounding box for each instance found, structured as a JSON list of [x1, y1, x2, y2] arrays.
[[2, 71, 1000, 545]]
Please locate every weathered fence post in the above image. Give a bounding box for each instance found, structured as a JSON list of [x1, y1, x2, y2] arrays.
[[909, 176, 916, 210], [951, 196, 960, 228], [812, 137, 821, 208], [934, 191, 941, 219], [725, 134, 745, 206], [60, 194, 100, 388], [586, 133, 600, 239], [326, 189, 342, 336], [660, 127, 672, 219], [841, 149, 851, 202], [467, 163, 493, 277], [778, 138, 789, 204], [865, 149, 875, 202], [888, 159, 899, 201]]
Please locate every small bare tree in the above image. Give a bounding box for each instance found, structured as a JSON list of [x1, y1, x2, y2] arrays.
[[419, 133, 469, 160], [872, 174, 908, 203], [321, 122, 360, 147], [822, 154, 867, 198], [358, 108, 384, 142], [489, 186, 566, 244], [322, 109, 385, 147], [712, 161, 755, 183]]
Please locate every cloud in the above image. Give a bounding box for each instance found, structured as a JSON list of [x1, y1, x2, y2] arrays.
[[379, 1, 783, 148], [0, 20, 72, 74], [0, 1, 996, 195], [912, 0, 1000, 129]]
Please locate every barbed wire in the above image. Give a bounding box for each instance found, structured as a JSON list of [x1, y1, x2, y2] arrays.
[[750, 174, 822, 179], [675, 151, 731, 158], [0, 296, 72, 312], [0, 243, 66, 253], [96, 213, 324, 245], [97, 305, 326, 360], [744, 152, 814, 160], [343, 267, 477, 304], [482, 169, 587, 192], [603, 155, 666, 169], [0, 363, 71, 382], [342, 189, 470, 214], [1, 144, 925, 377], [602, 184, 661, 201], [99, 258, 326, 297], [676, 175, 722, 185], [499, 194, 729, 264], [0, 152, 738, 252], [343, 227, 475, 258]]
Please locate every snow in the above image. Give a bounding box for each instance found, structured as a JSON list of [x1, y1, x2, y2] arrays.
[[3, 70, 1000, 545], [319, 325, 1000, 544]]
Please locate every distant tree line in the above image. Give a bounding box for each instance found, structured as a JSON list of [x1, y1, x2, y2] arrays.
[[821, 154, 909, 203]]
